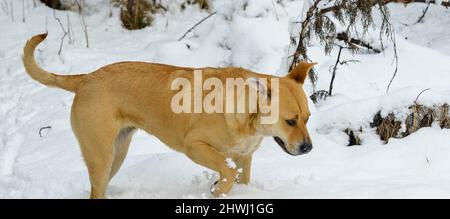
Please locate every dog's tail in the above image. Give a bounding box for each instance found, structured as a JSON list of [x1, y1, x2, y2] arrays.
[[22, 33, 85, 92]]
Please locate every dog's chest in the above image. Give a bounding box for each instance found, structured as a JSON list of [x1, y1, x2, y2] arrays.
[[228, 136, 263, 155]]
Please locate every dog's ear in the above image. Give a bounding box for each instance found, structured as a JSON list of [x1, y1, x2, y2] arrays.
[[287, 61, 317, 84]]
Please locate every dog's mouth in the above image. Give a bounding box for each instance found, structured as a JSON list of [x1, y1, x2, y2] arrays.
[[274, 136, 294, 156]]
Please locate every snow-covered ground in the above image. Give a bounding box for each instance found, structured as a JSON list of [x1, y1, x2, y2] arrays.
[[1, 0, 450, 198]]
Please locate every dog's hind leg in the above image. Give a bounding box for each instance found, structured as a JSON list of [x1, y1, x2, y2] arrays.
[[109, 127, 136, 181], [71, 101, 120, 199]]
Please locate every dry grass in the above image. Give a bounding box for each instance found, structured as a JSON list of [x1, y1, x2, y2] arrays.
[[404, 104, 434, 135], [345, 128, 361, 146], [181, 0, 210, 10], [373, 112, 402, 144], [115, 0, 208, 30], [310, 90, 329, 104], [119, 0, 155, 30], [437, 104, 450, 129]]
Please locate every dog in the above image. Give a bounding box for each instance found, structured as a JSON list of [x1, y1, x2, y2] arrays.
[[22, 33, 315, 198]]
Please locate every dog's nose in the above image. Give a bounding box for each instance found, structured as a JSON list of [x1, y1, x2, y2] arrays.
[[299, 142, 312, 154]]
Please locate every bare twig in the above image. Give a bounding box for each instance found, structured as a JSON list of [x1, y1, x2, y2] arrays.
[[1, 0, 8, 14], [39, 126, 52, 138], [386, 50, 398, 93], [339, 59, 360, 65], [22, 0, 25, 22], [53, 9, 68, 56], [380, 5, 399, 94], [329, 46, 343, 96], [26, 0, 30, 13], [178, 11, 217, 41], [414, 88, 431, 104], [334, 32, 382, 53], [108, 0, 113, 18], [416, 2, 431, 24], [67, 12, 74, 45], [75, 0, 89, 48], [271, 0, 279, 21], [45, 15, 48, 32], [10, 1, 13, 22]]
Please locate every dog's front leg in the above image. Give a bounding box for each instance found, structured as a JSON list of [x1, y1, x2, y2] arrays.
[[185, 142, 237, 197], [233, 153, 252, 185]]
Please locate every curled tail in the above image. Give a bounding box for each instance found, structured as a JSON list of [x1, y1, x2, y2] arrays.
[[22, 33, 85, 92]]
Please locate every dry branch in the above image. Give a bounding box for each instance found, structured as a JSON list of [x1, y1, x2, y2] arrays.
[[10, 1, 13, 22], [335, 32, 381, 53], [22, 0, 25, 22], [416, 2, 431, 24], [39, 126, 52, 138], [67, 12, 74, 45], [380, 5, 399, 94], [329, 46, 343, 96], [53, 9, 68, 56], [75, 0, 89, 48], [178, 11, 217, 41], [414, 88, 431, 104], [1, 1, 8, 14]]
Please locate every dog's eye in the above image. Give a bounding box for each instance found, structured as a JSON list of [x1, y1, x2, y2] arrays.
[[285, 119, 297, 127]]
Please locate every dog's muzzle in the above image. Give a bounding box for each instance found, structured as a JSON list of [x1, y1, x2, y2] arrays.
[[274, 137, 312, 156], [298, 141, 312, 155]]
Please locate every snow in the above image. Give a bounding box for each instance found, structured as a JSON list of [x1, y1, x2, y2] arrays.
[[1, 0, 450, 198], [225, 158, 236, 169]]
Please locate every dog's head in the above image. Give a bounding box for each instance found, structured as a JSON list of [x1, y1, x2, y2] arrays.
[[255, 61, 316, 156]]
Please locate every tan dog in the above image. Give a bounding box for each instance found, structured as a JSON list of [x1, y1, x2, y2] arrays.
[[22, 33, 315, 198]]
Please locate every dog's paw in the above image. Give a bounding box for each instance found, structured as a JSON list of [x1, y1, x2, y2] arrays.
[[234, 168, 250, 184], [210, 178, 233, 197]]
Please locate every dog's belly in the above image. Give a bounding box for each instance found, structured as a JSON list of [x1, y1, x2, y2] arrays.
[[140, 126, 186, 152]]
